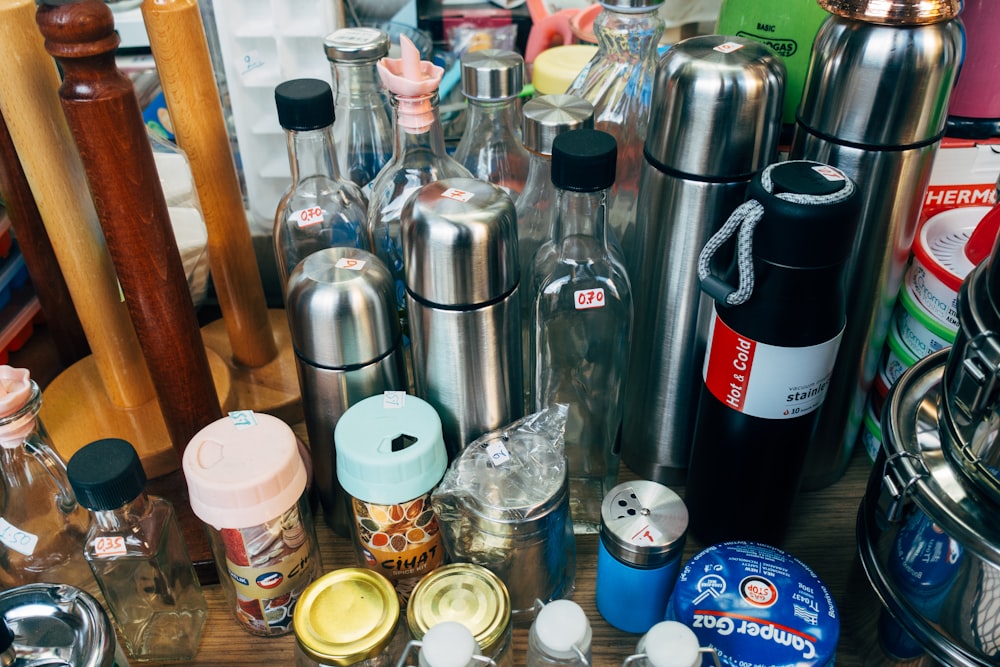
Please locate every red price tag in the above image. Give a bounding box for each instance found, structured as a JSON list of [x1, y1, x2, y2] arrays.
[[93, 536, 127, 557], [293, 207, 324, 228], [574, 287, 605, 310]]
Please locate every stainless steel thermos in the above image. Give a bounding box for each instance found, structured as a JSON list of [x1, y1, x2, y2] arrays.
[[621, 35, 785, 484], [285, 246, 407, 534], [402, 177, 523, 457], [791, 7, 963, 489]]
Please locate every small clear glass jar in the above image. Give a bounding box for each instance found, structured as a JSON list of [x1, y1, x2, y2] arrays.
[[526, 600, 592, 667], [407, 563, 512, 667], [294, 568, 401, 667]]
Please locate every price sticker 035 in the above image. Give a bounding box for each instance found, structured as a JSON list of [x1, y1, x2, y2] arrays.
[[92, 536, 128, 558], [574, 287, 605, 310]]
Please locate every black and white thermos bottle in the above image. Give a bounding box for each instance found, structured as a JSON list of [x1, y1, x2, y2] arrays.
[[685, 160, 861, 546]]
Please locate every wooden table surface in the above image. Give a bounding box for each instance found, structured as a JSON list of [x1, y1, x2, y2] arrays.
[[141, 449, 878, 667]]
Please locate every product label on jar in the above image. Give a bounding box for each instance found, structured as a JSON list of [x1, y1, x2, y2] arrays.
[[350, 493, 444, 599], [702, 308, 843, 420], [0, 517, 37, 556]]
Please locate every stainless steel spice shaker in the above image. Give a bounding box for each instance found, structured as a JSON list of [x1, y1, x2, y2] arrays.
[[402, 177, 523, 457], [286, 246, 406, 534], [791, 9, 963, 489], [621, 36, 784, 484]]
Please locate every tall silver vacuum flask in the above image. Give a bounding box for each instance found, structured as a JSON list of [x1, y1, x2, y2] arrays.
[[285, 246, 407, 534], [791, 7, 963, 490], [621, 35, 785, 484], [402, 177, 523, 458]]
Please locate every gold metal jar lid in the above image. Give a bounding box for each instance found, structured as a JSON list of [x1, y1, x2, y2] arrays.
[[407, 563, 511, 655], [294, 568, 399, 666], [818, 0, 961, 25]]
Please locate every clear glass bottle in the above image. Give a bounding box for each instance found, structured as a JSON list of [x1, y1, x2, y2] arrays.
[[526, 600, 592, 667], [67, 438, 208, 662], [565, 0, 664, 267], [515, 94, 594, 404], [531, 129, 633, 534], [0, 366, 93, 592], [367, 36, 473, 332], [399, 621, 496, 667], [324, 27, 394, 189], [452, 49, 530, 202], [273, 77, 369, 287]]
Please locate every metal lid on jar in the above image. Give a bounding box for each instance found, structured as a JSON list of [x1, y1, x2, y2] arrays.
[[599, 0, 663, 12], [600, 480, 688, 567], [335, 393, 448, 506], [401, 178, 518, 307], [294, 568, 399, 666], [522, 94, 594, 156], [324, 26, 390, 62], [0, 583, 119, 667], [286, 247, 400, 369], [818, 0, 960, 25], [461, 49, 523, 101], [645, 35, 784, 179], [407, 563, 511, 656], [796, 15, 963, 147]]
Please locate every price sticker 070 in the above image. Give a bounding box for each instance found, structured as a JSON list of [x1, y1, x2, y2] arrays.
[[293, 207, 324, 228], [574, 287, 605, 310]]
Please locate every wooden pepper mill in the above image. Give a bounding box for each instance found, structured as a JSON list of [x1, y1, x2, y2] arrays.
[[37, 0, 233, 576]]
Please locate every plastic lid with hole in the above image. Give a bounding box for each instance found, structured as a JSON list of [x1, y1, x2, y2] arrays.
[[912, 206, 989, 291]]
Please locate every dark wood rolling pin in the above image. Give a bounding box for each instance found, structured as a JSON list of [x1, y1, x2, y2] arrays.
[[0, 108, 90, 368], [36, 0, 223, 454]]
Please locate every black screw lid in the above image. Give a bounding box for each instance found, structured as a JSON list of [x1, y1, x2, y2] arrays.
[[275, 78, 335, 131], [551, 129, 617, 193], [0, 617, 12, 654], [67, 438, 147, 511]]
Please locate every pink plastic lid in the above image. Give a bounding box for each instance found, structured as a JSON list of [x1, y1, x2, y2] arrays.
[[377, 35, 443, 132], [182, 411, 307, 530], [0, 366, 34, 447]]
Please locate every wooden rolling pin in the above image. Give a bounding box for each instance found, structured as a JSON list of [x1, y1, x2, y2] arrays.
[[37, 0, 222, 455], [0, 0, 153, 409], [0, 108, 90, 368], [142, 0, 278, 369]]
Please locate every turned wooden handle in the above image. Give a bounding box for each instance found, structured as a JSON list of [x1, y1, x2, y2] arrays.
[[37, 0, 222, 454], [0, 0, 153, 408], [0, 108, 90, 367], [143, 0, 278, 368]]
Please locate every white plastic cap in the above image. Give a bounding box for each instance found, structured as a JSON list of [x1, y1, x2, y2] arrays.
[[534, 600, 592, 659], [639, 621, 701, 667], [419, 621, 478, 667]]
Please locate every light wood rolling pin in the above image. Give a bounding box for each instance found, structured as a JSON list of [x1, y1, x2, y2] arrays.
[[0, 107, 90, 368], [0, 0, 154, 409], [142, 0, 303, 423], [36, 0, 223, 456]]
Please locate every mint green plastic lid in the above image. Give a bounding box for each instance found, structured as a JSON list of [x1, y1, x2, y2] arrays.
[[334, 393, 447, 505]]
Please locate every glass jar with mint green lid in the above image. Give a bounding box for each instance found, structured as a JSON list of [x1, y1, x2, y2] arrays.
[[407, 563, 513, 667], [335, 392, 449, 602], [294, 568, 401, 667]]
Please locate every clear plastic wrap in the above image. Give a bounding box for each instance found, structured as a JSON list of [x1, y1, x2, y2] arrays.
[[430, 406, 575, 620]]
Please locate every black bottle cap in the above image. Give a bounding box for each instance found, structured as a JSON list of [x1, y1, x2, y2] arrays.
[[67, 438, 147, 511], [747, 160, 861, 269], [275, 78, 335, 131], [551, 129, 617, 193], [0, 618, 12, 654]]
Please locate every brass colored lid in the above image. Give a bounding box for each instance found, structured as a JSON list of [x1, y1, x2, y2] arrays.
[[407, 563, 511, 654], [294, 568, 399, 666], [818, 0, 960, 25]]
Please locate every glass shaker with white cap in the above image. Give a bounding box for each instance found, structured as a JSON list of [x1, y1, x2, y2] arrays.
[[397, 621, 496, 667], [621, 621, 721, 667], [526, 599, 592, 667]]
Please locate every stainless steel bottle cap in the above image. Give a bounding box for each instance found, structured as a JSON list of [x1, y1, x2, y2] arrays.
[[324, 27, 390, 62], [460, 49, 524, 101], [599, 0, 664, 11], [600, 480, 687, 567], [645, 35, 784, 179], [818, 0, 960, 25], [797, 15, 963, 147], [285, 247, 400, 368], [0, 583, 119, 667], [522, 94, 594, 156], [401, 178, 519, 307]]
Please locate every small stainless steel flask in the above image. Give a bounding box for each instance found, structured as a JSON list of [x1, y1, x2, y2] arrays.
[[402, 177, 523, 457], [621, 35, 785, 484], [791, 8, 963, 489], [285, 246, 406, 534]]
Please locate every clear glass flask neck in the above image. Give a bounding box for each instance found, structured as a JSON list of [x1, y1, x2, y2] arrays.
[[287, 127, 341, 183], [551, 188, 612, 248], [390, 91, 449, 158]]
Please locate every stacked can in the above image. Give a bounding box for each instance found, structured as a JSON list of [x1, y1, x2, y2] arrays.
[[863, 206, 991, 461]]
